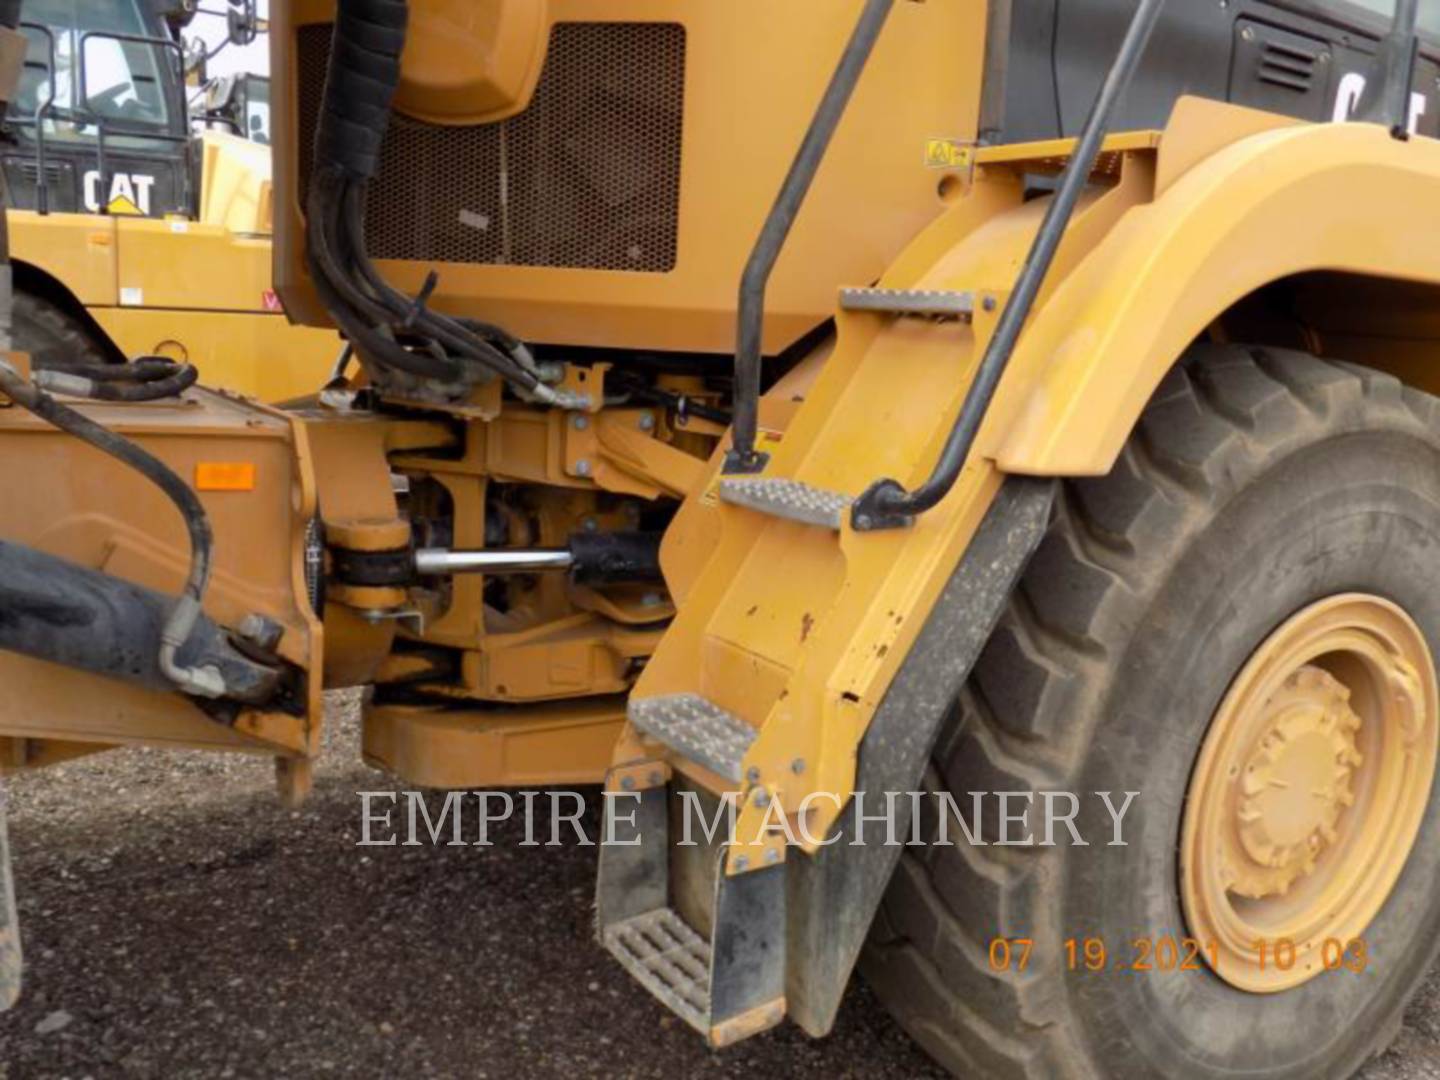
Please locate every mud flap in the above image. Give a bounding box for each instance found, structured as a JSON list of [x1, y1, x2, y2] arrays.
[[785, 476, 1054, 1035], [0, 772, 21, 1011]]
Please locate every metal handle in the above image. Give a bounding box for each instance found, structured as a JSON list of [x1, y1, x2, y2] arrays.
[[726, 0, 896, 474], [850, 0, 1167, 530]]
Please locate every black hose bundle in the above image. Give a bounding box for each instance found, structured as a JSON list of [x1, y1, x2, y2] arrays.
[[306, 0, 561, 404], [34, 355, 199, 402]]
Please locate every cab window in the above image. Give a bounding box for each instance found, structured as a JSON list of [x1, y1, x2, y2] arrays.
[[12, 0, 176, 147]]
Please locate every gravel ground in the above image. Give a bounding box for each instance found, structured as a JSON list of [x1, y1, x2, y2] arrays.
[[0, 692, 1438, 1080]]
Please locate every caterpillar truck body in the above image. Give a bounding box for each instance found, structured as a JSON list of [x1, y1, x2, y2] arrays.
[[6, 0, 1440, 1076], [1, 0, 339, 401]]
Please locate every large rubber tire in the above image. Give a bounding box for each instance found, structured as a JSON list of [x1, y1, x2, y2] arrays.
[[863, 345, 1440, 1078], [11, 291, 110, 370]]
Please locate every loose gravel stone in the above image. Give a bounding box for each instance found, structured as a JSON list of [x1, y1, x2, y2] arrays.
[[0, 691, 1436, 1078]]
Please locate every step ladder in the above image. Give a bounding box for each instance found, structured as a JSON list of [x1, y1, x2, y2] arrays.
[[597, 780, 786, 1047], [595, 273, 989, 1042], [838, 286, 974, 318]]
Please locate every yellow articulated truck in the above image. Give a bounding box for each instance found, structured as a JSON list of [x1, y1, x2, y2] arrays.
[[5, 0, 1440, 1076], [2, 0, 339, 400]]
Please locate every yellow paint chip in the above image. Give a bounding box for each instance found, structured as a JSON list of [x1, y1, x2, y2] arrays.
[[195, 462, 256, 492]]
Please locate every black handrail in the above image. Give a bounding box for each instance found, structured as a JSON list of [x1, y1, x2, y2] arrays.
[[850, 0, 1166, 530], [724, 0, 896, 474], [17, 21, 57, 215], [1356, 0, 1420, 138]]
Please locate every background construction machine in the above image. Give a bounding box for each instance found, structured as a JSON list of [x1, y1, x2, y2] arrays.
[[0, 0, 336, 400], [5, 1, 1440, 1077]]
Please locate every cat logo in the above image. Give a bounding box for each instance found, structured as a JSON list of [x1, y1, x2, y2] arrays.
[[82, 170, 156, 216]]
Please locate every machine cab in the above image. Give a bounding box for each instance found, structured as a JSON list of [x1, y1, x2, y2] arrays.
[[3, 0, 192, 218]]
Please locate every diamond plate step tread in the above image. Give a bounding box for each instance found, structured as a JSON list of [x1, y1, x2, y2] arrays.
[[839, 286, 975, 317], [629, 694, 758, 782], [718, 477, 852, 530], [604, 908, 712, 1035]]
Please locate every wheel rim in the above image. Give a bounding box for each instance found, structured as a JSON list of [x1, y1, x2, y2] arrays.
[[1181, 594, 1438, 992]]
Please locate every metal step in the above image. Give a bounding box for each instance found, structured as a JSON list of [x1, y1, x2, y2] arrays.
[[629, 694, 758, 782], [719, 477, 852, 530], [839, 286, 974, 318], [603, 908, 712, 1035]]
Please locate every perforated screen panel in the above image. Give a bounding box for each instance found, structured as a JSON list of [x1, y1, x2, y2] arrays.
[[296, 22, 686, 274]]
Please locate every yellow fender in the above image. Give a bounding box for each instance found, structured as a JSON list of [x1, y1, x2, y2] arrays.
[[993, 102, 1440, 476]]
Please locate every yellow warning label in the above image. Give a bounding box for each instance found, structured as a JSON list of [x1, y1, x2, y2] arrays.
[[700, 430, 785, 506], [924, 138, 972, 169]]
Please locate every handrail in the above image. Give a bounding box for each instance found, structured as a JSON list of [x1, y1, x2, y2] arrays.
[[849, 0, 1166, 530], [724, 0, 896, 474], [1355, 0, 1420, 138], [17, 21, 57, 215]]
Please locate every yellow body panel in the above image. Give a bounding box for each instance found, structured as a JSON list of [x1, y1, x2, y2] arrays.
[[995, 98, 1440, 475], [8, 130, 338, 401], [196, 131, 276, 233], [363, 699, 624, 787], [629, 145, 1156, 860], [0, 389, 323, 757], [8, 210, 117, 304], [273, 0, 986, 354], [90, 307, 338, 403]]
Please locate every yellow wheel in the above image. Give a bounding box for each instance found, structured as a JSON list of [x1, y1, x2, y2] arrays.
[[869, 347, 1440, 1079], [1181, 594, 1438, 991]]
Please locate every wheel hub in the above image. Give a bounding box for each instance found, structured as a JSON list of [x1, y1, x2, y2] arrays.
[[1230, 667, 1360, 898], [1181, 595, 1438, 992]]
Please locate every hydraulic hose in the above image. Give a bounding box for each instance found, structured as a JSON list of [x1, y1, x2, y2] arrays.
[[307, 0, 555, 402], [0, 358, 227, 697], [33, 357, 199, 402]]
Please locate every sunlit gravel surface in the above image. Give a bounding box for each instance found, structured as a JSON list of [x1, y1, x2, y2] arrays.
[[1, 691, 1438, 1078]]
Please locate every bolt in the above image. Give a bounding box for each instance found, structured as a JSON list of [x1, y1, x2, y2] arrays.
[[734, 855, 749, 872], [641, 592, 663, 607], [638, 413, 655, 432], [764, 848, 780, 865], [237, 613, 284, 652], [746, 766, 761, 783], [855, 514, 873, 531], [790, 758, 806, 775], [575, 459, 592, 477], [752, 788, 768, 808], [620, 776, 635, 791], [572, 415, 589, 431], [1241, 25, 1255, 42], [982, 295, 997, 312], [647, 771, 662, 787], [582, 516, 599, 532]]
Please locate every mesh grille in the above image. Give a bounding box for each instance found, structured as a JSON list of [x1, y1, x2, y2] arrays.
[[296, 23, 329, 214], [296, 22, 686, 273]]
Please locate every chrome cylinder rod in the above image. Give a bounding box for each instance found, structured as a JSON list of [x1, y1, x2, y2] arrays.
[[413, 548, 574, 576]]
